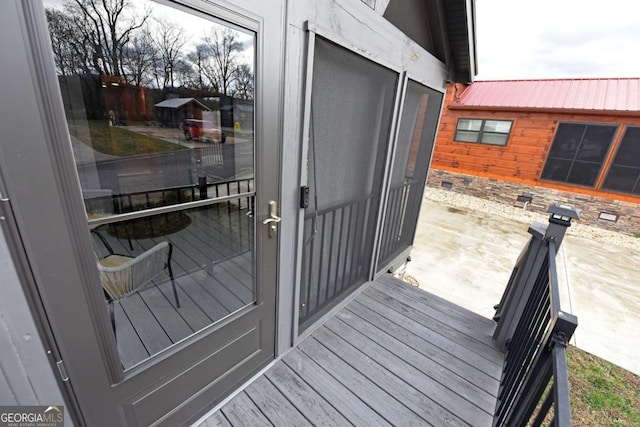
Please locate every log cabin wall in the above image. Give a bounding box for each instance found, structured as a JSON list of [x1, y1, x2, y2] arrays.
[[429, 83, 640, 235]]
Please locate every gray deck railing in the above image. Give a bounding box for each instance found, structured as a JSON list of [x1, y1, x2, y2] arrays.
[[378, 179, 421, 268], [492, 204, 579, 427], [299, 195, 376, 326]]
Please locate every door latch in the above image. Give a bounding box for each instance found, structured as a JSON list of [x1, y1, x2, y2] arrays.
[[262, 201, 281, 238]]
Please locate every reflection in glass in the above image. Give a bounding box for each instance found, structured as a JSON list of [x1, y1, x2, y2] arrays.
[[91, 201, 255, 369], [44, 0, 255, 217], [542, 123, 617, 187], [44, 0, 256, 369], [602, 126, 640, 195]]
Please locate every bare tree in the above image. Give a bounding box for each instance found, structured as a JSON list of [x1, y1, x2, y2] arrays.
[[186, 43, 210, 90], [201, 28, 242, 95], [69, 0, 150, 78], [174, 59, 196, 88], [46, 8, 93, 76], [122, 28, 157, 87], [153, 18, 187, 89], [231, 63, 254, 100]]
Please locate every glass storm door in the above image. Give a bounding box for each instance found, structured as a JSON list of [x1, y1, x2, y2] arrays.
[[2, 0, 282, 425]]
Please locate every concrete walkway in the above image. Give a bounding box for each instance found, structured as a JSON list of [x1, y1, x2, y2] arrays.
[[406, 194, 640, 375]]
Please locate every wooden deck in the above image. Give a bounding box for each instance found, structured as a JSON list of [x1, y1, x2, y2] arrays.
[[91, 202, 255, 369], [199, 275, 504, 427]]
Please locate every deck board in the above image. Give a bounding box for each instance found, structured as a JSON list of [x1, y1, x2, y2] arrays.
[[282, 350, 391, 427], [362, 288, 503, 365], [220, 392, 272, 426], [351, 294, 501, 377], [244, 375, 313, 427], [200, 411, 231, 427], [325, 315, 495, 418], [375, 276, 496, 328], [342, 302, 499, 393], [265, 362, 353, 425], [201, 275, 505, 427]]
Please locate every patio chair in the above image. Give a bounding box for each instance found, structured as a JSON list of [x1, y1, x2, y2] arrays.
[[91, 230, 181, 333]]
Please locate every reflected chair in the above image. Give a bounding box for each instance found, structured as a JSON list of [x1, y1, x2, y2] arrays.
[[91, 230, 181, 333]]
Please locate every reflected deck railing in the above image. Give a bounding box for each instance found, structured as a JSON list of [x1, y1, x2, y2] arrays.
[[492, 204, 580, 427], [83, 177, 254, 214]]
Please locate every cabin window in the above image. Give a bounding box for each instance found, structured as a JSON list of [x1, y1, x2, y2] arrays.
[[601, 126, 640, 195], [454, 118, 512, 146], [541, 123, 618, 187]]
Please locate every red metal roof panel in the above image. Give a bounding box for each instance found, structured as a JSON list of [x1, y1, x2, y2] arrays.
[[455, 78, 640, 112]]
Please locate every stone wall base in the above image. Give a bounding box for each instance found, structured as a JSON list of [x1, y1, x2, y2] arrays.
[[427, 169, 640, 236]]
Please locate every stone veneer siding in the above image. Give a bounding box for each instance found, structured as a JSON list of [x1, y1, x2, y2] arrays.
[[427, 169, 640, 236]]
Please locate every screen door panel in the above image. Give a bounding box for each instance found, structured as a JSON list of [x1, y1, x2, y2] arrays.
[[378, 80, 443, 269], [299, 37, 398, 329]]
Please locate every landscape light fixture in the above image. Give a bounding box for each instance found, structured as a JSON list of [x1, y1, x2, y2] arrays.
[[547, 203, 580, 226]]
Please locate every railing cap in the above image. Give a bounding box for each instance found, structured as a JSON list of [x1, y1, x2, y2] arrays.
[[528, 222, 547, 239], [547, 203, 580, 225]]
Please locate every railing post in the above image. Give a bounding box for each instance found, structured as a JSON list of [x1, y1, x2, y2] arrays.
[[550, 312, 578, 427], [198, 176, 208, 200], [493, 204, 579, 352], [544, 204, 580, 248]]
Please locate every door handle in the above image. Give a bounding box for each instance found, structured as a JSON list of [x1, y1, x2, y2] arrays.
[[262, 201, 281, 238]]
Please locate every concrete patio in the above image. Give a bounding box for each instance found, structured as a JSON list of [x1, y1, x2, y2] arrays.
[[407, 189, 640, 375]]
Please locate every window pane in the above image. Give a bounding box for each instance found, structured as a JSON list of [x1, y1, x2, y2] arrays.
[[481, 133, 508, 145], [576, 125, 617, 162], [548, 123, 585, 159], [455, 130, 479, 142], [541, 158, 571, 182], [603, 165, 640, 193], [457, 119, 482, 131], [45, 0, 257, 369], [612, 127, 640, 168], [566, 161, 602, 186], [484, 120, 511, 133]]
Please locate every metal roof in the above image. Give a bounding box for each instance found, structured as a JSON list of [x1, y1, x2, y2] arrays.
[[453, 78, 640, 113], [154, 98, 211, 110]]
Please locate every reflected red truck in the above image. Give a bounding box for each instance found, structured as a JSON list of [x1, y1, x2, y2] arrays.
[[182, 119, 226, 143]]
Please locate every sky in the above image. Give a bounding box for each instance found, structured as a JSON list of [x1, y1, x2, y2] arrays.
[[43, 0, 254, 57], [475, 0, 640, 80]]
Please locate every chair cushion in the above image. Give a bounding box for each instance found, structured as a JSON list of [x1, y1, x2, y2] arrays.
[[99, 254, 133, 268]]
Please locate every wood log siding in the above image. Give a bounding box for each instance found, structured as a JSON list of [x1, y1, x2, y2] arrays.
[[433, 85, 640, 204]]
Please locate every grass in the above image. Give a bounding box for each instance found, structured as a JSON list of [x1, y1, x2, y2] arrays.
[[68, 120, 184, 156], [567, 345, 640, 426]]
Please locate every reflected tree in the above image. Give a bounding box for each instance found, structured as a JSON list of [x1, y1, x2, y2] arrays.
[[46, 0, 254, 97], [122, 29, 157, 87], [186, 43, 210, 91], [153, 17, 187, 89], [202, 28, 243, 95], [232, 63, 254, 100], [46, 8, 92, 76], [69, 0, 150, 78]]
